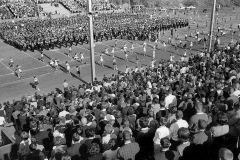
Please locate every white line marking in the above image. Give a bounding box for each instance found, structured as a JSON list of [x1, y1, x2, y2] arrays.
[[0, 72, 52, 86], [0, 59, 14, 73], [20, 51, 48, 66]]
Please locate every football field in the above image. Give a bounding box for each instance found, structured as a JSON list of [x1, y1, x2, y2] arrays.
[[0, 7, 239, 103]]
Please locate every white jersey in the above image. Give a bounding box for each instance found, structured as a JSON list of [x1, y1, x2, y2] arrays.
[[143, 46, 146, 52], [100, 55, 103, 62], [80, 53, 84, 59], [151, 61, 155, 68], [66, 63, 70, 70], [153, 50, 155, 58], [50, 60, 54, 65], [131, 44, 134, 50], [124, 46, 127, 52], [34, 77, 38, 82], [170, 56, 174, 62], [54, 60, 58, 66], [74, 54, 78, 59]]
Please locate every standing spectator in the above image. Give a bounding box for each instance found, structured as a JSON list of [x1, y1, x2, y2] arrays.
[[154, 137, 179, 160], [153, 117, 170, 154], [136, 117, 155, 160], [169, 110, 189, 150], [189, 102, 208, 133], [18, 131, 31, 160], [117, 130, 140, 160], [103, 139, 119, 160]]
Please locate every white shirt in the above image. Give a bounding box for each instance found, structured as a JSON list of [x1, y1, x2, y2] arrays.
[[102, 134, 111, 144], [63, 82, 68, 88], [59, 110, 70, 118], [153, 126, 170, 144], [164, 94, 176, 109], [0, 116, 6, 125], [170, 119, 189, 141]]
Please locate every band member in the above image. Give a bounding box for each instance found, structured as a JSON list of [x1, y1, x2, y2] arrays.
[[33, 75, 40, 91], [16, 65, 22, 79], [66, 61, 71, 75], [111, 47, 115, 58], [136, 55, 139, 64], [40, 51, 44, 62], [184, 49, 187, 57], [69, 46, 72, 56], [100, 54, 104, 66], [113, 57, 117, 70], [54, 59, 59, 70], [80, 52, 84, 63], [170, 54, 174, 62], [131, 43, 134, 54], [123, 44, 127, 53], [152, 47, 156, 59], [125, 51, 128, 61], [105, 48, 109, 54], [163, 42, 166, 51], [143, 45, 146, 56], [76, 66, 80, 78], [9, 57, 14, 68], [74, 53, 79, 60], [50, 58, 54, 67], [190, 41, 193, 50]]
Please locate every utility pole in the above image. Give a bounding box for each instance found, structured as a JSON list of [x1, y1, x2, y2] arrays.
[[87, 0, 95, 84], [207, 0, 217, 53]]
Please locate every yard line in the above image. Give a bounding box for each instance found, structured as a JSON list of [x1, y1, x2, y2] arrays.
[[0, 59, 14, 73], [0, 72, 52, 86], [20, 51, 48, 66]]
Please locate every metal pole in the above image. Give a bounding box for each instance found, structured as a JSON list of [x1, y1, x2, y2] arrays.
[[207, 0, 217, 53], [87, 0, 95, 84]]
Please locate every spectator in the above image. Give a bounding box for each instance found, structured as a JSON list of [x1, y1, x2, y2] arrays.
[[117, 130, 140, 160], [154, 137, 179, 160]]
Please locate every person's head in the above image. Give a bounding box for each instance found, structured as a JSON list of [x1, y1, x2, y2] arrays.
[[219, 148, 233, 160], [104, 124, 113, 135], [61, 154, 71, 160], [72, 133, 80, 143], [123, 130, 132, 142], [89, 143, 100, 156], [109, 138, 118, 150], [21, 131, 29, 141], [29, 142, 37, 151], [139, 117, 149, 128], [198, 119, 207, 131], [159, 117, 168, 126], [85, 128, 95, 138], [160, 137, 171, 149], [54, 136, 63, 146], [127, 107, 134, 115], [195, 102, 203, 113], [176, 110, 183, 120], [178, 127, 190, 142]]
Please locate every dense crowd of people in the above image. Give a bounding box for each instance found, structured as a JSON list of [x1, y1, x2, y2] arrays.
[[59, 0, 84, 13], [0, 2, 42, 19], [0, 5, 14, 19], [8, 2, 43, 18], [0, 12, 188, 52]]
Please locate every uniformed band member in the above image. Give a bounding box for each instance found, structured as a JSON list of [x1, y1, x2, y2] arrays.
[[33, 76, 40, 91]]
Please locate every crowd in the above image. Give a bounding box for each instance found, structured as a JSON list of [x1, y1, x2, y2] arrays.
[[0, 12, 188, 51], [0, 27, 240, 160], [8, 2, 43, 18], [59, 0, 84, 13], [0, 5, 14, 19]]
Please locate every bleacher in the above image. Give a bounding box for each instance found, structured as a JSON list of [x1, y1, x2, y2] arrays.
[[0, 5, 14, 19]]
